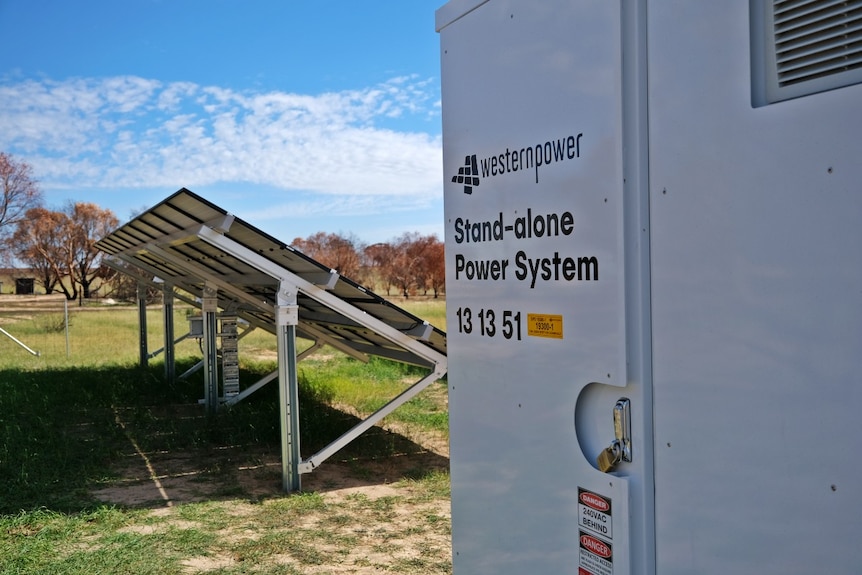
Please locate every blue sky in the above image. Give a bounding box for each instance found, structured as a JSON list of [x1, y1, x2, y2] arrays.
[[0, 0, 445, 244]]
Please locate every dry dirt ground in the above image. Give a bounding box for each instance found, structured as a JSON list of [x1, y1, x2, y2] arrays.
[[91, 404, 452, 574]]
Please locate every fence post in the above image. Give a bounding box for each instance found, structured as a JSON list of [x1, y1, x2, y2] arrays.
[[64, 298, 70, 358], [137, 283, 148, 368]]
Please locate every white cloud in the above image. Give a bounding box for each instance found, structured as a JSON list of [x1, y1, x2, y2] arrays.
[[100, 76, 162, 113], [156, 81, 198, 110], [243, 192, 429, 223], [0, 74, 442, 206]]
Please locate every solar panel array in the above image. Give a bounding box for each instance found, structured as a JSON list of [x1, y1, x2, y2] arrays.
[[96, 188, 446, 368]]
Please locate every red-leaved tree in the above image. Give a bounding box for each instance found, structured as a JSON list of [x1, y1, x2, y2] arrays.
[[12, 202, 118, 302]]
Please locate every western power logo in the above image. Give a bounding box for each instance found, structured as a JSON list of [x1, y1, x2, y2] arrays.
[[450, 132, 583, 194], [452, 155, 480, 195]]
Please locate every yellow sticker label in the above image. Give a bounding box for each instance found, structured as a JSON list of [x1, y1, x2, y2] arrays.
[[527, 314, 563, 339]]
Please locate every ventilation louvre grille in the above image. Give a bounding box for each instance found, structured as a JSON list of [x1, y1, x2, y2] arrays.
[[753, 0, 862, 105], [773, 0, 862, 86]]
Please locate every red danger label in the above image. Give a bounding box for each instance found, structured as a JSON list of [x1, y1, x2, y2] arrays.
[[579, 527, 614, 575], [578, 487, 613, 539], [580, 534, 612, 559], [580, 490, 610, 512]]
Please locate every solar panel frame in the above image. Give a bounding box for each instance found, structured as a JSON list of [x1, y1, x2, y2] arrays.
[[96, 187, 447, 367]]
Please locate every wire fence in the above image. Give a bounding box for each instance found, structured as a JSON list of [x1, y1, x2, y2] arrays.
[[0, 293, 442, 373], [0, 295, 72, 362], [0, 294, 223, 370]]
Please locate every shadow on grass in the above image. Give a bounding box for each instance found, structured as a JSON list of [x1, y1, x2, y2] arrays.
[[0, 361, 448, 515]]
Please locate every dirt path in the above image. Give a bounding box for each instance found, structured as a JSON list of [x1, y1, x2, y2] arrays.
[[91, 407, 452, 574]]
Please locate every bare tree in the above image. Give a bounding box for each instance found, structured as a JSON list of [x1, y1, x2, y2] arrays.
[[425, 237, 445, 298], [285, 230, 446, 298], [0, 152, 43, 261], [10, 207, 66, 294], [364, 242, 397, 295], [389, 232, 422, 297], [67, 202, 119, 299], [291, 231, 365, 281], [384, 233, 446, 298], [11, 202, 118, 302], [98, 260, 162, 303]]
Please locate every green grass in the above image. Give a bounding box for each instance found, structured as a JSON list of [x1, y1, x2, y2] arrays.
[[388, 296, 447, 332], [298, 355, 449, 434], [0, 473, 451, 574], [0, 296, 450, 574], [0, 305, 204, 369]]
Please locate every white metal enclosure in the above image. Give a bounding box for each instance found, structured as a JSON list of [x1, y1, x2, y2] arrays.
[[649, 2, 862, 573], [438, 1, 862, 573]]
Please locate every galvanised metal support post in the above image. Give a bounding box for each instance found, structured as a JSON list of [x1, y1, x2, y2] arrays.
[[137, 283, 148, 368], [162, 282, 175, 382], [202, 283, 219, 415], [276, 285, 301, 492]]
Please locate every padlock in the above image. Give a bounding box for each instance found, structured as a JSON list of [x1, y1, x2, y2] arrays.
[[597, 441, 622, 473]]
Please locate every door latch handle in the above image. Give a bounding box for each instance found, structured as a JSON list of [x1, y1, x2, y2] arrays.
[[597, 398, 632, 473]]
